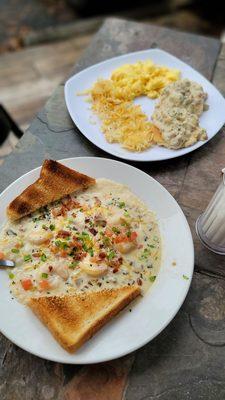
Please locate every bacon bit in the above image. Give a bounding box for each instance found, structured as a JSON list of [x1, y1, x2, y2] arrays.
[[85, 218, 90, 223], [51, 207, 62, 217], [39, 280, 50, 291], [48, 266, 53, 272], [94, 196, 101, 207], [113, 268, 118, 273], [21, 279, 33, 291], [57, 230, 71, 238], [32, 252, 41, 258], [61, 196, 74, 210], [74, 251, 87, 261], [73, 200, 81, 208], [99, 251, 106, 259], [60, 205, 68, 216], [105, 228, 113, 237], [118, 257, 123, 264], [89, 228, 97, 236], [137, 278, 142, 286], [71, 237, 83, 249]]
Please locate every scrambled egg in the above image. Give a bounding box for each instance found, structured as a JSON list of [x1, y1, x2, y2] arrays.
[[89, 60, 180, 152], [111, 60, 180, 99]]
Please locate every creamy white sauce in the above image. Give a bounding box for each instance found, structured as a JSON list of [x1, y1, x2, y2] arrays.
[[152, 78, 208, 149], [0, 179, 161, 304]]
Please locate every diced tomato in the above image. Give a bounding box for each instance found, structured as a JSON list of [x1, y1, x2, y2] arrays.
[[0, 251, 5, 259], [21, 279, 33, 291], [130, 231, 138, 241], [50, 246, 59, 254], [60, 250, 68, 258], [114, 234, 128, 243], [39, 280, 50, 291], [15, 242, 22, 249], [105, 228, 113, 237]]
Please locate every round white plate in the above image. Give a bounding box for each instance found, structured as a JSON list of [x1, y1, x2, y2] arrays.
[[65, 48, 225, 162], [0, 157, 194, 364]]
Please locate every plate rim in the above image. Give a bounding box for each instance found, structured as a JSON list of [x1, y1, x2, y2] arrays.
[[64, 48, 225, 162], [0, 156, 194, 363]]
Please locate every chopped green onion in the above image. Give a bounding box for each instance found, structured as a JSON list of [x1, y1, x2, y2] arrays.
[[88, 248, 94, 257], [183, 275, 189, 280], [112, 227, 120, 234], [41, 254, 47, 262], [9, 273, 15, 279], [107, 250, 116, 260], [24, 254, 32, 262], [55, 240, 68, 249], [49, 224, 55, 231], [124, 211, 130, 217], [69, 261, 79, 269], [42, 224, 48, 230], [118, 201, 125, 208], [149, 275, 156, 282], [41, 273, 48, 279], [11, 248, 19, 254]]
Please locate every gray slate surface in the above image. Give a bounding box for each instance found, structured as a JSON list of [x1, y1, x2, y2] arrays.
[[1, 18, 225, 400]]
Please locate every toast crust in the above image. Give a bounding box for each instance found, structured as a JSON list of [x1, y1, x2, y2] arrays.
[[7, 160, 96, 221], [29, 286, 140, 353]]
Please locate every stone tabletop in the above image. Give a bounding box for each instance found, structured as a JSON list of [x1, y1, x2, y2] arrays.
[[1, 18, 225, 400]]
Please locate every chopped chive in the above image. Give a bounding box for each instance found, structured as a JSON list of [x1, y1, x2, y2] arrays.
[[24, 254, 32, 262], [183, 275, 189, 280], [11, 248, 19, 254], [88, 248, 94, 257], [40, 254, 47, 262], [41, 273, 48, 279], [55, 240, 68, 249], [118, 201, 125, 208], [107, 250, 116, 260], [112, 227, 120, 234], [149, 275, 156, 282], [124, 211, 130, 217], [69, 261, 79, 269], [9, 273, 15, 279], [49, 224, 55, 231]]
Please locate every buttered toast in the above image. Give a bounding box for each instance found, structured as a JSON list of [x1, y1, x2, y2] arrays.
[[29, 286, 140, 353], [7, 160, 95, 221]]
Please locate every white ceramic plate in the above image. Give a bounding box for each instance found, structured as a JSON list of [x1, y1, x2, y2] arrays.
[[0, 157, 194, 364], [65, 49, 225, 162]]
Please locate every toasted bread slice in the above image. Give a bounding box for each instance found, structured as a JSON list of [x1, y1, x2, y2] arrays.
[[29, 285, 140, 353], [7, 160, 96, 221]]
